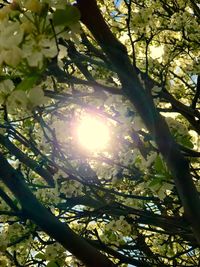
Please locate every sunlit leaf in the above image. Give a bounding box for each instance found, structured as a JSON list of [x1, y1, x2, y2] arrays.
[[52, 6, 80, 26], [15, 74, 40, 91], [46, 261, 58, 267], [34, 253, 45, 260]]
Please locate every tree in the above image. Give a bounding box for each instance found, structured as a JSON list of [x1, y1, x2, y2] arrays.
[[0, 0, 199, 266]]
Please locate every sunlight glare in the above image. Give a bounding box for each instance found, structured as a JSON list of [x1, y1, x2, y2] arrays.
[[77, 115, 110, 152], [150, 45, 164, 62]]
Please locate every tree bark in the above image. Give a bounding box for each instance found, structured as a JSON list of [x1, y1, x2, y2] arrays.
[[0, 152, 115, 267], [77, 0, 200, 244]]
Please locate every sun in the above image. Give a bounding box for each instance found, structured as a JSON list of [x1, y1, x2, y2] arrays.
[[76, 114, 110, 152]]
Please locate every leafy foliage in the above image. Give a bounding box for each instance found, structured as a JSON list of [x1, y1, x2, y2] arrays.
[[0, 0, 199, 266]]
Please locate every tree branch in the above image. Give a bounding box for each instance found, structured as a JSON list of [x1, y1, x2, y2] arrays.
[[0, 151, 115, 267], [0, 134, 55, 187], [77, 0, 200, 244]]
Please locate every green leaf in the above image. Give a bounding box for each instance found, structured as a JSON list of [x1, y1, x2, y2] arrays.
[[148, 177, 162, 188], [15, 74, 40, 91], [52, 5, 80, 26], [34, 252, 45, 260], [154, 155, 165, 173], [180, 136, 194, 149], [46, 261, 58, 267]]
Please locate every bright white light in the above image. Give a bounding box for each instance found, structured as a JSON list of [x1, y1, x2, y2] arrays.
[[150, 45, 164, 62], [77, 114, 110, 152]]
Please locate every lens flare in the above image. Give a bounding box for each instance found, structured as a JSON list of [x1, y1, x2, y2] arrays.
[[77, 114, 110, 152]]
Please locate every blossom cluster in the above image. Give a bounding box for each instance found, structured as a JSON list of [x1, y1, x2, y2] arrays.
[[0, 0, 80, 113]]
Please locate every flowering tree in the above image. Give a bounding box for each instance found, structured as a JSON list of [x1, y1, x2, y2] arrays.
[[0, 0, 199, 266]]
